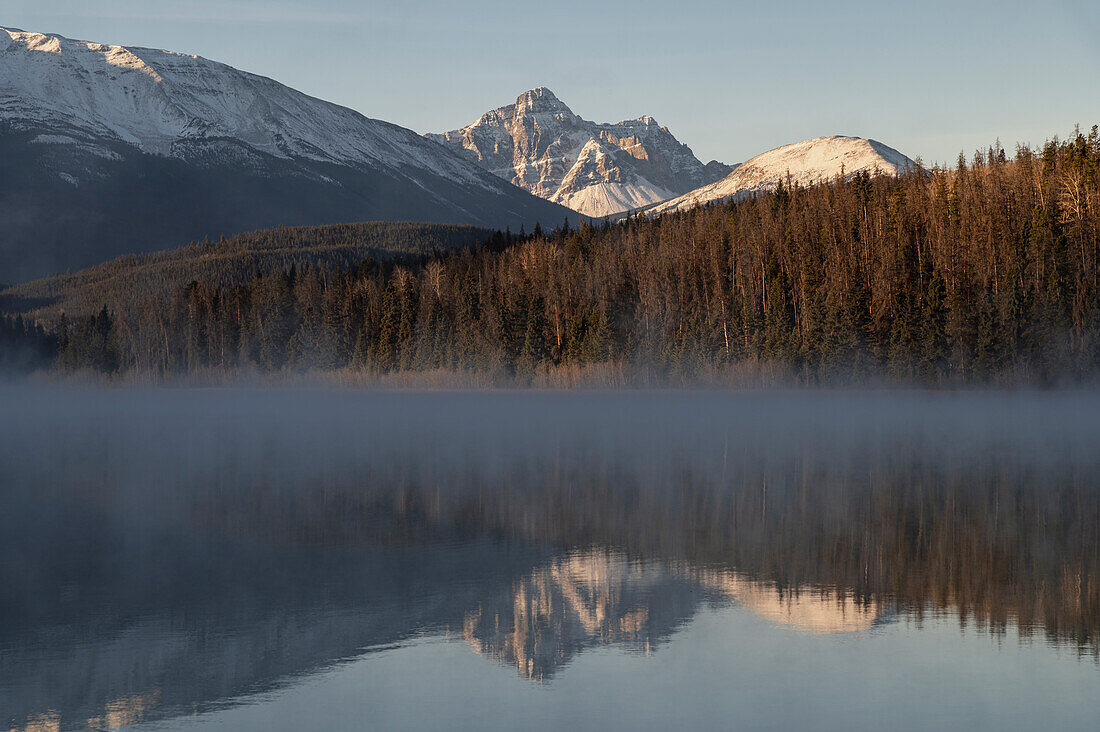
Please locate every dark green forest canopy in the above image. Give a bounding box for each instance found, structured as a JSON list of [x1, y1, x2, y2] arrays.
[[0, 221, 494, 322], [6, 127, 1100, 385]]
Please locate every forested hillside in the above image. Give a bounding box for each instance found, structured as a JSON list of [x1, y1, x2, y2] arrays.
[[0, 222, 493, 322], [7, 128, 1100, 385]]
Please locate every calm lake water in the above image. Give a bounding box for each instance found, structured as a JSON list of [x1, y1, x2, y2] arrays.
[[1, 388, 1098, 731]]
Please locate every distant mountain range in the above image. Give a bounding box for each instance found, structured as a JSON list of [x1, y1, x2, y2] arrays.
[[0, 26, 920, 284], [427, 87, 732, 217], [0, 27, 577, 282], [426, 90, 919, 220]]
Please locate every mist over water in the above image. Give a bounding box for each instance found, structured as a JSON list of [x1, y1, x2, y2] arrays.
[[2, 388, 1099, 730]]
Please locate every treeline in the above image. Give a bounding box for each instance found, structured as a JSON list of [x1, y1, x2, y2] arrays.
[[39, 127, 1100, 384], [0, 221, 494, 324]]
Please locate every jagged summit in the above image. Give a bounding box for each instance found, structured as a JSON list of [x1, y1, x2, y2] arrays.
[[514, 86, 571, 113], [427, 89, 731, 217], [645, 135, 918, 216]]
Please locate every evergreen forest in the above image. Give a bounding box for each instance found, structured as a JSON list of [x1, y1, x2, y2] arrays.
[[5, 129, 1100, 386]]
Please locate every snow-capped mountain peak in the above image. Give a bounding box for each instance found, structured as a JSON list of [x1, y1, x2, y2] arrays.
[[426, 88, 731, 217], [645, 135, 918, 216], [514, 86, 572, 115]]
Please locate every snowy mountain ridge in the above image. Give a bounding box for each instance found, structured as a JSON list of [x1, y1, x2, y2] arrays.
[[0, 27, 581, 281], [645, 136, 918, 216], [427, 88, 732, 217], [0, 26, 495, 188]]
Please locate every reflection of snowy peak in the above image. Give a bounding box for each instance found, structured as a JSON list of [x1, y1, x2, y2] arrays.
[[427, 88, 731, 217], [646, 136, 918, 216], [0, 28, 576, 281], [460, 551, 891, 680], [462, 551, 702, 680]]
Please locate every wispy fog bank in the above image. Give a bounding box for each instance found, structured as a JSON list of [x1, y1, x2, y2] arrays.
[[3, 388, 1100, 728]]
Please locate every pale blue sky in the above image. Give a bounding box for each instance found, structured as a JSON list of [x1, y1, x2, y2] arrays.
[[7, 0, 1099, 166]]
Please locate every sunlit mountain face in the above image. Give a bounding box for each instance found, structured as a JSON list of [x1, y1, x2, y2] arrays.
[[2, 390, 1099, 729]]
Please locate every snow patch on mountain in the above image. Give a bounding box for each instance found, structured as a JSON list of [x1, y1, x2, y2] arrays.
[[556, 180, 675, 219], [645, 136, 918, 216], [31, 132, 121, 160], [549, 138, 674, 214]]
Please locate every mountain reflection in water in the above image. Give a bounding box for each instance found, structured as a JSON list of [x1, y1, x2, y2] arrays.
[[462, 552, 891, 682], [1, 389, 1098, 730]]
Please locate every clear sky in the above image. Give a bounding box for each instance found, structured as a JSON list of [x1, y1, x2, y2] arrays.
[[6, 0, 1099, 166]]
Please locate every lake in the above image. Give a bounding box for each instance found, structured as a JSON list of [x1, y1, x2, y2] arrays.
[[1, 389, 1098, 730]]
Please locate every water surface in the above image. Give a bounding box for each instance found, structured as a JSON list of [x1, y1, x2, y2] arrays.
[[1, 389, 1098, 730]]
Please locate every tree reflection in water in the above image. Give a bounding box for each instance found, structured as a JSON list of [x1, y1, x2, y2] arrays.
[[2, 389, 1098, 729]]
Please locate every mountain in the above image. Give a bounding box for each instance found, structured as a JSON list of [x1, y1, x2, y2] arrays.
[[0, 28, 578, 283], [426, 88, 731, 218], [645, 136, 918, 216]]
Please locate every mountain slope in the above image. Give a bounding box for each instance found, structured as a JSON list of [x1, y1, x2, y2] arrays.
[[0, 28, 577, 282], [645, 136, 918, 216], [427, 88, 731, 217]]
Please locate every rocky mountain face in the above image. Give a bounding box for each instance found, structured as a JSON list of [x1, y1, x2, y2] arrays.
[[645, 135, 918, 216], [0, 28, 577, 282], [427, 88, 731, 217]]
